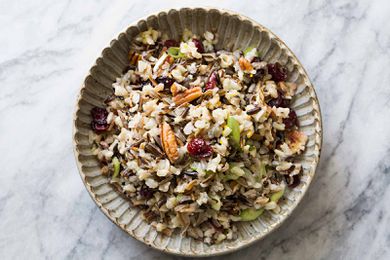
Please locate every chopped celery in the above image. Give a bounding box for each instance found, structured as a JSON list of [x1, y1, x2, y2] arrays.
[[270, 189, 284, 202], [243, 46, 261, 57], [112, 157, 120, 178], [227, 116, 240, 148], [259, 162, 266, 179], [167, 47, 184, 58], [250, 159, 266, 182], [222, 126, 232, 137], [224, 163, 245, 180], [176, 194, 183, 202], [243, 47, 255, 56], [210, 196, 222, 211], [230, 166, 245, 177], [242, 168, 254, 181], [240, 208, 264, 221], [242, 168, 261, 188]]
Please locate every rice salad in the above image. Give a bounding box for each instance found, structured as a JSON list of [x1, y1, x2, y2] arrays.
[[89, 28, 307, 244]]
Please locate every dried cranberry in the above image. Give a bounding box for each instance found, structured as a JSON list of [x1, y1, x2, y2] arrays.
[[163, 39, 179, 48], [267, 63, 288, 82], [91, 107, 108, 124], [187, 138, 213, 158], [205, 71, 219, 90], [156, 76, 174, 88], [280, 98, 290, 108], [91, 107, 109, 133], [139, 186, 154, 199], [284, 110, 299, 129], [192, 39, 204, 53], [91, 121, 109, 132]]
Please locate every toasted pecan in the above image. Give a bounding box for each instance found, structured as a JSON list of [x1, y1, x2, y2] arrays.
[[161, 122, 179, 163], [239, 57, 253, 71], [172, 87, 202, 106]]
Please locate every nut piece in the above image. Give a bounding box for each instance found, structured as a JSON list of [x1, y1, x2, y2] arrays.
[[278, 81, 297, 97], [161, 122, 179, 163], [170, 82, 187, 96], [239, 57, 253, 71], [172, 87, 203, 106], [287, 130, 307, 154]]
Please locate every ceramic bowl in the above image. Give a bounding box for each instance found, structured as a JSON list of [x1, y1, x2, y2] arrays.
[[73, 7, 322, 257]]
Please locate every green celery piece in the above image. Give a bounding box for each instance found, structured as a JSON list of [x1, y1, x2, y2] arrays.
[[243, 46, 261, 57], [243, 47, 255, 56], [270, 189, 284, 202], [210, 196, 221, 211], [176, 194, 183, 202], [240, 208, 264, 221], [250, 159, 266, 182], [259, 162, 266, 179], [112, 157, 120, 178], [167, 47, 184, 58], [227, 116, 240, 148], [224, 163, 245, 180]]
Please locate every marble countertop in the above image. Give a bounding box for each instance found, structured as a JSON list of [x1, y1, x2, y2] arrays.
[[1, 0, 389, 259]]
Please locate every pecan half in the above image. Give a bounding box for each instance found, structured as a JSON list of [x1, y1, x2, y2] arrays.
[[170, 82, 187, 96], [239, 57, 253, 71], [172, 87, 203, 106], [161, 122, 179, 163]]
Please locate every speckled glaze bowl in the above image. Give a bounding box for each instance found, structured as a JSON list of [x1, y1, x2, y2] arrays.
[[73, 8, 322, 257]]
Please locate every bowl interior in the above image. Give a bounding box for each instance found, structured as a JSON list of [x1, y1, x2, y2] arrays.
[[73, 8, 322, 257]]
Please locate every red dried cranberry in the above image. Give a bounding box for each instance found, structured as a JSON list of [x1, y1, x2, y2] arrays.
[[205, 71, 219, 90], [140, 186, 154, 199], [163, 39, 179, 48], [91, 107, 109, 133], [192, 39, 204, 53], [267, 63, 288, 82], [283, 110, 299, 129], [91, 121, 109, 132], [91, 107, 108, 124], [156, 76, 174, 88], [187, 138, 213, 158], [280, 98, 290, 108]]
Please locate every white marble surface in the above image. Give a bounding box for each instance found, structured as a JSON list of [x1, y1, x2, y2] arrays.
[[0, 0, 389, 259]]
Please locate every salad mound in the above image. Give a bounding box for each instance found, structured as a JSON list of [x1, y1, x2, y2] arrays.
[[90, 28, 307, 244]]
